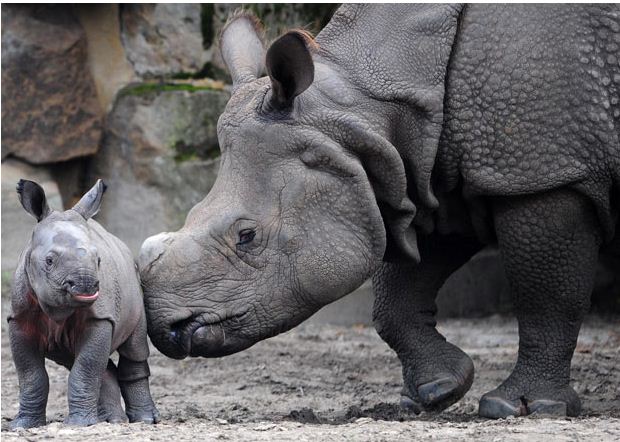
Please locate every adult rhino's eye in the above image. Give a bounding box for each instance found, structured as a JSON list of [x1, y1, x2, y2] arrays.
[[97, 257, 101, 267], [237, 229, 256, 246]]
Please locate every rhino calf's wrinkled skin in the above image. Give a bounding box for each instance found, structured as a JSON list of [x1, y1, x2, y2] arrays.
[[8, 179, 159, 429], [140, 4, 619, 419]]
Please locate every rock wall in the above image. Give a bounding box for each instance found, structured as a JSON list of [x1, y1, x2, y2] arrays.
[[1, 3, 618, 319]]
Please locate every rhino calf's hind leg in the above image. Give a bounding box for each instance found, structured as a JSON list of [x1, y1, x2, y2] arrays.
[[97, 360, 127, 423], [118, 311, 159, 424], [372, 235, 481, 413], [480, 189, 601, 418]]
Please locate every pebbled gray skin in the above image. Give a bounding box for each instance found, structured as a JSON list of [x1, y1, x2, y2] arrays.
[[8, 180, 159, 429], [139, 5, 619, 418]]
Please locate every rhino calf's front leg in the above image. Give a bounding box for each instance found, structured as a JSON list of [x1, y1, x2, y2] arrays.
[[117, 310, 159, 424], [64, 320, 112, 426], [9, 320, 49, 429]]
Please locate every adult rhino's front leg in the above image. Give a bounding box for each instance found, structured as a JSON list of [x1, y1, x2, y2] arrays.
[[480, 189, 601, 418], [372, 235, 481, 413]]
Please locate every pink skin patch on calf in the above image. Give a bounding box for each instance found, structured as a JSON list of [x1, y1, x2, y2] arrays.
[[14, 291, 88, 353]]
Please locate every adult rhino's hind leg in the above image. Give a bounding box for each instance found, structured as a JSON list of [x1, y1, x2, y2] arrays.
[[480, 189, 601, 419], [372, 235, 481, 413]]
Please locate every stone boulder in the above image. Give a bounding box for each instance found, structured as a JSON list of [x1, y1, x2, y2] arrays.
[[1, 158, 63, 272], [120, 4, 208, 78], [1, 5, 103, 164], [90, 81, 229, 253]]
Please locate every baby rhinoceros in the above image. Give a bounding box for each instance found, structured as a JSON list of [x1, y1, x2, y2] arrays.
[[8, 179, 159, 429]]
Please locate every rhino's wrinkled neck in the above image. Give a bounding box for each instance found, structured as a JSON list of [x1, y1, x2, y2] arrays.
[[313, 3, 463, 219]]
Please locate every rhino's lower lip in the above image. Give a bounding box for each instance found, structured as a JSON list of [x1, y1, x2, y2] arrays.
[[73, 291, 99, 302], [171, 310, 249, 357]]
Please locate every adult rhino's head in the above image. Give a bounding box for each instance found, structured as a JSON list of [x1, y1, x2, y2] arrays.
[[18, 179, 107, 322], [140, 12, 418, 359]]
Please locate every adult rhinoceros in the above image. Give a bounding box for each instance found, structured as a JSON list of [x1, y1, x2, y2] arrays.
[[138, 4, 619, 418]]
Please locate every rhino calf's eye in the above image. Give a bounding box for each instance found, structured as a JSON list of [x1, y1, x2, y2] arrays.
[[45, 256, 53, 266], [237, 229, 256, 246], [97, 257, 101, 267]]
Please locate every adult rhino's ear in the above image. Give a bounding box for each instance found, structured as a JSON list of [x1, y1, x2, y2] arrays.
[[17, 179, 51, 222], [265, 30, 316, 110], [220, 10, 265, 90], [72, 179, 107, 220]]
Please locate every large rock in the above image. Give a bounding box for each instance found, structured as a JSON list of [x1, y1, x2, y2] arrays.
[[74, 4, 137, 112], [91, 82, 229, 253], [1, 158, 63, 272], [120, 4, 208, 78], [1, 5, 103, 163]]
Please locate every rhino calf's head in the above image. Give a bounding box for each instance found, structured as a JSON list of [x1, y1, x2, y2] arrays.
[[140, 12, 418, 359], [18, 179, 107, 322]]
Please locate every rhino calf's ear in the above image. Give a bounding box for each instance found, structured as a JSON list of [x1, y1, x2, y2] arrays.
[[73, 179, 107, 220], [17, 179, 51, 222], [266, 30, 316, 110]]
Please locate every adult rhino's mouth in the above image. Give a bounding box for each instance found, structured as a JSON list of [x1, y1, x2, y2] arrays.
[[168, 310, 254, 358]]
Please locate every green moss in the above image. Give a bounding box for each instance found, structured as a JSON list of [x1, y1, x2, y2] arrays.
[[173, 140, 221, 163], [171, 62, 231, 82], [118, 82, 215, 98]]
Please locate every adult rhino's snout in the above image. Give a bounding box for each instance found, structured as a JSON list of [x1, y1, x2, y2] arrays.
[[138, 232, 174, 277]]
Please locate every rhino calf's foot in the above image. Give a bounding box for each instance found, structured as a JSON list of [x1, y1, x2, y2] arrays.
[[97, 361, 128, 423], [64, 412, 99, 427], [118, 358, 159, 424], [9, 413, 47, 430]]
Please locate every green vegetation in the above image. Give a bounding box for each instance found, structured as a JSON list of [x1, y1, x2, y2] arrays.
[[172, 140, 221, 164], [171, 62, 231, 83], [118, 82, 215, 98]]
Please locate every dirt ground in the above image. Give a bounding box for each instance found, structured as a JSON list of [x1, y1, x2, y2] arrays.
[[1, 314, 619, 441]]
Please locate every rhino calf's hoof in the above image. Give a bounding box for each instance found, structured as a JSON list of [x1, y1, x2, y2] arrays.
[[9, 414, 46, 430], [64, 413, 98, 427], [126, 405, 160, 424]]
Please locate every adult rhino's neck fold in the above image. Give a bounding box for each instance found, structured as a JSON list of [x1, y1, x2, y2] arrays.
[[316, 3, 464, 225]]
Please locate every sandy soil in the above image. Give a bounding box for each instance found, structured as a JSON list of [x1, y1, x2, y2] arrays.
[[1, 315, 619, 441]]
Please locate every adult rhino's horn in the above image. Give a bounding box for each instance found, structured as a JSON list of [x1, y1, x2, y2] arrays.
[[220, 10, 265, 89], [265, 30, 316, 110]]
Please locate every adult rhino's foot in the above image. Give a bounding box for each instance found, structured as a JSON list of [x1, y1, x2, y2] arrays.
[[479, 374, 580, 418], [399, 340, 474, 413]]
